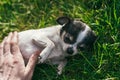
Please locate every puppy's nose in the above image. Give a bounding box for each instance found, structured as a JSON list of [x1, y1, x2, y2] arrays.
[[67, 47, 74, 54]]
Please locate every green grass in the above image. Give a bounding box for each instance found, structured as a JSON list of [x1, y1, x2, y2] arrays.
[[0, 0, 120, 80]]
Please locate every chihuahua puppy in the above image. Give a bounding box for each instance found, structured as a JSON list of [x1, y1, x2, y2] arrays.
[[18, 16, 97, 75]]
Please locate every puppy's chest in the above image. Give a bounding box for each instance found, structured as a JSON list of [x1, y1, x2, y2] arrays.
[[46, 44, 65, 62], [50, 44, 65, 57]]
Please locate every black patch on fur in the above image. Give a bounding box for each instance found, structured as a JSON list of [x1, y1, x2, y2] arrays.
[[60, 20, 86, 44]]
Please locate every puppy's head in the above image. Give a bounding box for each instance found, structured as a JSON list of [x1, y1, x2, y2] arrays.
[[57, 16, 97, 55]]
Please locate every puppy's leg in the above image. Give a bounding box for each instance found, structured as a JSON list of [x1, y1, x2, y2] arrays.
[[32, 37, 55, 63], [57, 59, 67, 75]]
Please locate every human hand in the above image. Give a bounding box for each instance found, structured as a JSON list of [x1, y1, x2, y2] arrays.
[[0, 32, 40, 80]]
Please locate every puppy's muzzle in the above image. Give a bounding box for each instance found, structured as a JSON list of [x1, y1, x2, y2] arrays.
[[67, 47, 74, 54]]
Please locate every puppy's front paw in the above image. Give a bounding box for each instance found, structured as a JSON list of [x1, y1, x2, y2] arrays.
[[57, 68, 62, 75], [37, 56, 41, 64], [57, 71, 62, 75], [37, 56, 46, 63]]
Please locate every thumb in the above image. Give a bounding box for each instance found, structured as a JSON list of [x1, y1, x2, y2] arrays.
[[25, 51, 40, 76]]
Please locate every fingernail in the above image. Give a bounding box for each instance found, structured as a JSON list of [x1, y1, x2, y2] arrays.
[[1, 37, 7, 44], [14, 31, 18, 36], [14, 31, 17, 34], [9, 32, 12, 36], [4, 37, 7, 40]]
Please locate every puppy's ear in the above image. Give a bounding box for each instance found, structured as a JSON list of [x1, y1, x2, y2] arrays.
[[56, 16, 71, 25]]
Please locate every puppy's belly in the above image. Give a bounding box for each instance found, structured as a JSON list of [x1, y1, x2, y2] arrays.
[[19, 42, 43, 62]]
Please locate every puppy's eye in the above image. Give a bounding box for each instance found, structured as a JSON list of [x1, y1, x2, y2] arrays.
[[64, 34, 72, 42], [64, 33, 76, 44]]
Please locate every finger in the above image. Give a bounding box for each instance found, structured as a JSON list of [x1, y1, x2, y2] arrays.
[[25, 51, 40, 76], [4, 32, 13, 54], [0, 37, 6, 58], [0, 37, 6, 66], [11, 32, 25, 65], [0, 38, 6, 77], [0, 37, 6, 54], [11, 31, 21, 55]]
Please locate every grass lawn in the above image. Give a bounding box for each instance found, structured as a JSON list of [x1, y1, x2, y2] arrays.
[[0, 0, 120, 80]]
